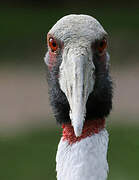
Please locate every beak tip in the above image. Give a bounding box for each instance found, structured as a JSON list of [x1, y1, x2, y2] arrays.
[[73, 125, 83, 137]]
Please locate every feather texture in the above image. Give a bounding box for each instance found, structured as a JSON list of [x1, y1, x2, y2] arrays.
[[56, 129, 109, 180]]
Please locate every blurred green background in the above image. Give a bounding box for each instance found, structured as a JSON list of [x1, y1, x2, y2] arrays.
[[0, 1, 139, 180]]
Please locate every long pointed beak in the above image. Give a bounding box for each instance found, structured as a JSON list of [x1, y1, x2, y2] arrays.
[[59, 52, 95, 137]]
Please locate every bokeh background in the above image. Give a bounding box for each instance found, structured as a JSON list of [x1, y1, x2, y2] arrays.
[[0, 1, 139, 179]]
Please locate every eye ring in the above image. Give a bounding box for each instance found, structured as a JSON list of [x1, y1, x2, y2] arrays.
[[98, 39, 107, 54], [48, 37, 58, 52]]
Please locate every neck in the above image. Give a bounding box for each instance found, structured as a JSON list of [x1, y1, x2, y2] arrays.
[[56, 119, 109, 180], [62, 118, 105, 144]]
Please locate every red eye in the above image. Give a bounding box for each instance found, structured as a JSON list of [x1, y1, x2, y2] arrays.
[[48, 37, 58, 52], [98, 39, 107, 54]]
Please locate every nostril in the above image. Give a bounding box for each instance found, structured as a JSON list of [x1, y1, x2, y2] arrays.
[[70, 86, 73, 96]]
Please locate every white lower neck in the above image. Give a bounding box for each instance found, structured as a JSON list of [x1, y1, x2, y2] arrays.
[[56, 129, 109, 180]]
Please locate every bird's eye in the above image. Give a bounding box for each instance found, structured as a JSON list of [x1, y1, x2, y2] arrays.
[[48, 37, 58, 52], [97, 39, 107, 54]]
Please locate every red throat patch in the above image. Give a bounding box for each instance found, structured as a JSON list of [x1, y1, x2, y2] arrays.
[[62, 119, 105, 145]]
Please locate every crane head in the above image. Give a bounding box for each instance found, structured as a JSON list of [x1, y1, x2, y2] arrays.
[[44, 14, 112, 137]]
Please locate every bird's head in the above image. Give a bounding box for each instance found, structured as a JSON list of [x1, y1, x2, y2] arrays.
[[44, 14, 112, 137]]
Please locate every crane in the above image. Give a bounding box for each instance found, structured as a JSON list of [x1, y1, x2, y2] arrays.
[[44, 14, 113, 180]]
